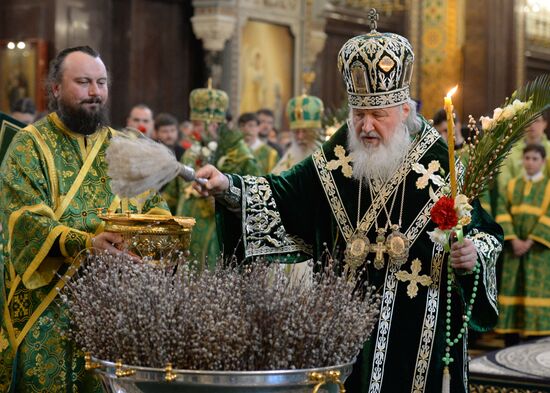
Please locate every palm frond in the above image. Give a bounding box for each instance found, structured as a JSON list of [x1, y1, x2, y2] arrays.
[[461, 74, 550, 199]]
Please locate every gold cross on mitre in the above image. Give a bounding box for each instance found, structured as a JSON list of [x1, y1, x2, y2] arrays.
[[367, 8, 379, 32], [395, 258, 433, 298], [326, 145, 353, 178]]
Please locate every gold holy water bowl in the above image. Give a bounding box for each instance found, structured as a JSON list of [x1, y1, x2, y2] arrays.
[[99, 212, 196, 263]]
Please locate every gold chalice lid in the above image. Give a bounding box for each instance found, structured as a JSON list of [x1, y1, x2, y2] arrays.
[[99, 212, 195, 228]]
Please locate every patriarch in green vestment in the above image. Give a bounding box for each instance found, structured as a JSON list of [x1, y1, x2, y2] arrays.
[[169, 83, 260, 268], [193, 23, 503, 393], [0, 46, 170, 392], [495, 143, 550, 338]]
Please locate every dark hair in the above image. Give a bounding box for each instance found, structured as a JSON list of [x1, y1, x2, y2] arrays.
[[129, 103, 153, 115], [238, 112, 259, 126], [12, 97, 36, 115], [256, 108, 274, 118], [47, 46, 103, 111], [432, 108, 447, 127], [431, 107, 461, 127], [523, 144, 546, 159], [154, 113, 178, 130]]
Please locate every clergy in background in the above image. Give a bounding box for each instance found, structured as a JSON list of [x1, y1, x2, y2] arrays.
[[495, 144, 550, 343], [194, 23, 502, 393], [173, 85, 260, 268], [271, 93, 324, 175], [239, 112, 279, 175]]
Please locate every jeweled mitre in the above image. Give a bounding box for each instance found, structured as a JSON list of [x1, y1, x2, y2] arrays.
[[189, 85, 229, 123], [338, 31, 414, 109], [286, 94, 324, 130]]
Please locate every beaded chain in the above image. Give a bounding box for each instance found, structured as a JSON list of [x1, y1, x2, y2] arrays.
[[442, 257, 481, 368]]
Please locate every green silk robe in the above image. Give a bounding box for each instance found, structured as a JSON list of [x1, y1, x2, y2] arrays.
[[0, 112, 170, 392], [175, 125, 260, 268], [495, 174, 550, 336], [217, 119, 503, 393], [252, 142, 278, 175]]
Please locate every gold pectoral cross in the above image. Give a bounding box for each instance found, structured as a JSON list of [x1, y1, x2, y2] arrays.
[[395, 258, 433, 298], [370, 228, 387, 270], [326, 145, 353, 178]]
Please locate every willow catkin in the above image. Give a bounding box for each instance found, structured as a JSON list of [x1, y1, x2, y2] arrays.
[[60, 252, 380, 370]]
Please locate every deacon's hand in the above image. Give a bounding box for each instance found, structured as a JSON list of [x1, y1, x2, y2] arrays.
[[450, 238, 477, 272], [194, 164, 229, 197], [511, 238, 532, 257], [91, 232, 124, 254]]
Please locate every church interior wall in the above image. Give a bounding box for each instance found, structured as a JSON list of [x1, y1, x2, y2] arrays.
[[0, 0, 548, 129], [0, 0, 204, 128]]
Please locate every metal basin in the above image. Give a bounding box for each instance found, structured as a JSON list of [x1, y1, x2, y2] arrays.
[[99, 213, 195, 262], [92, 358, 353, 393]]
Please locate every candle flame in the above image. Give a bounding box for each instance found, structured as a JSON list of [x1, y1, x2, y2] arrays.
[[446, 85, 458, 98]]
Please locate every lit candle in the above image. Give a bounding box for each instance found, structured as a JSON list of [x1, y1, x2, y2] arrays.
[[444, 85, 458, 198]]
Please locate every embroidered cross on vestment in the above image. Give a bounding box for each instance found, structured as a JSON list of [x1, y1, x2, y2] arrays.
[[395, 258, 433, 298], [326, 145, 353, 178]]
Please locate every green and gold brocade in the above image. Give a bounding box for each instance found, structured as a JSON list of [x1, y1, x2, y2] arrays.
[[252, 143, 278, 175], [0, 112, 169, 392], [175, 125, 260, 268], [495, 174, 550, 336], [217, 118, 503, 393]]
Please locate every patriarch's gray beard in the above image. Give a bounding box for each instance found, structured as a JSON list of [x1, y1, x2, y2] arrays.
[[347, 121, 411, 183]]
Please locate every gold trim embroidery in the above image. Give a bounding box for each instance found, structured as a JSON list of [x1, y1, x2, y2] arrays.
[[240, 176, 312, 258], [369, 176, 447, 393], [313, 125, 440, 245], [26, 126, 59, 210]]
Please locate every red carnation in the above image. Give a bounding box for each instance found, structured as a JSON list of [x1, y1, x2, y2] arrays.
[[192, 131, 202, 142], [430, 196, 458, 230], [181, 140, 192, 150]]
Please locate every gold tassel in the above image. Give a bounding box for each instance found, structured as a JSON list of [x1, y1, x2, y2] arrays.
[[442, 366, 450, 393]]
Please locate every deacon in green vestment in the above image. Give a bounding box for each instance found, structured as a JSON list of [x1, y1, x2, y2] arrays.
[[239, 112, 279, 175], [495, 144, 550, 336], [173, 86, 260, 268], [196, 26, 503, 393], [497, 114, 550, 196], [0, 46, 170, 393]]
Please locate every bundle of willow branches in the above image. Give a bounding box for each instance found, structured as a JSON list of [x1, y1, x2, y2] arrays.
[[60, 252, 380, 371]]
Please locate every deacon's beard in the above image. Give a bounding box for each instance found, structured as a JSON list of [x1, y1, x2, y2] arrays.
[[57, 97, 109, 136], [347, 121, 411, 183]]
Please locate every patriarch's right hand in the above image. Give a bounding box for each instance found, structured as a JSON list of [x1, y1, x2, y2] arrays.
[[193, 164, 230, 197]]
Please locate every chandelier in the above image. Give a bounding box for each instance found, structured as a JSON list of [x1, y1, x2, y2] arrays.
[[524, 0, 550, 12], [524, 0, 550, 45]]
